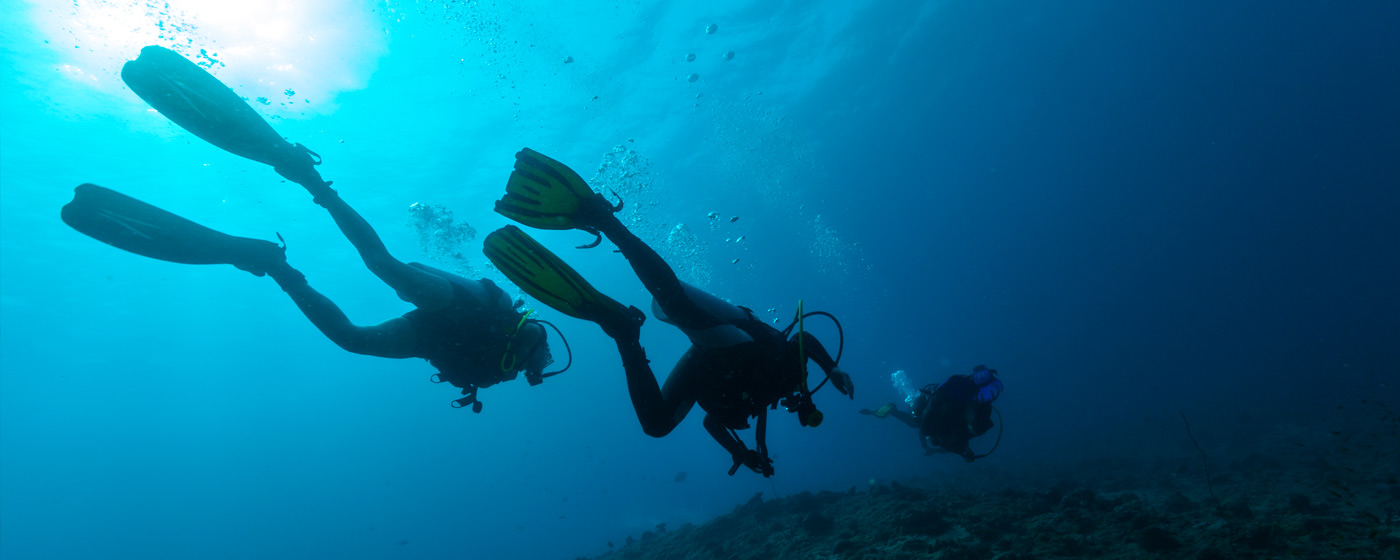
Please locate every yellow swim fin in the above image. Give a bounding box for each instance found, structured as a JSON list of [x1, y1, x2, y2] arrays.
[[482, 225, 625, 322], [495, 148, 615, 233]]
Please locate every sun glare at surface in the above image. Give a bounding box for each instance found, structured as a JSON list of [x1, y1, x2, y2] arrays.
[[28, 0, 384, 116]]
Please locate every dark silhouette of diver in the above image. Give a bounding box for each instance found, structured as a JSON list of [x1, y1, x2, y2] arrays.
[[861, 365, 1003, 461], [484, 149, 856, 477], [60, 46, 564, 412]]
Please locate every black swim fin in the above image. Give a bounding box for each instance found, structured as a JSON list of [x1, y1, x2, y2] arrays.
[[61, 184, 285, 275], [120, 45, 325, 189]]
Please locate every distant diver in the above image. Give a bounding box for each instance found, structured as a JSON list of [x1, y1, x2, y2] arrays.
[[861, 365, 1003, 461], [482, 148, 855, 477], [60, 45, 568, 412]]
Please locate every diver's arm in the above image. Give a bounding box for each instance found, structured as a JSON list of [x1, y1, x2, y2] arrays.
[[794, 331, 838, 372], [703, 413, 747, 459], [704, 413, 771, 475], [793, 332, 853, 397]]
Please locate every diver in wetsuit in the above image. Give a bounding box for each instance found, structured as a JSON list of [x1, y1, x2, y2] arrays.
[[60, 46, 562, 412], [485, 149, 856, 477], [269, 184, 558, 411], [861, 365, 1002, 461]]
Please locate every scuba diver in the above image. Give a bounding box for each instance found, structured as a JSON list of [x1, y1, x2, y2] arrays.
[[60, 46, 565, 412], [860, 365, 1003, 461], [481, 149, 855, 477]]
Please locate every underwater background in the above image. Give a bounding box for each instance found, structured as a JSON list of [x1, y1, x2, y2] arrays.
[[2, 1, 1397, 559]]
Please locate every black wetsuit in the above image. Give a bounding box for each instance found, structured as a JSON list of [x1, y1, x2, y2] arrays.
[[593, 211, 839, 475], [918, 375, 996, 458], [403, 277, 523, 392]]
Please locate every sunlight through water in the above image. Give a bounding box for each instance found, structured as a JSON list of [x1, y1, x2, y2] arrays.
[[28, 0, 384, 115]]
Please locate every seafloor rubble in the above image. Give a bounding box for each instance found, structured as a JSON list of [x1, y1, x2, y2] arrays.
[[583, 406, 1397, 559]]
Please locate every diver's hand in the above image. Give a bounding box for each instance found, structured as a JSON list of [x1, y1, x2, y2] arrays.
[[829, 367, 854, 399], [729, 449, 774, 477]]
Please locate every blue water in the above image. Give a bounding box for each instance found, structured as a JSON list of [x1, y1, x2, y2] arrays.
[[2, 1, 1396, 558]]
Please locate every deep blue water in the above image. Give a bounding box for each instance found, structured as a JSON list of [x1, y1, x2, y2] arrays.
[[2, 1, 1397, 558]]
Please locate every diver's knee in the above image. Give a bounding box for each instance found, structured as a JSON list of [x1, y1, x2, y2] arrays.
[[324, 328, 379, 356], [641, 421, 676, 438], [361, 255, 403, 278]]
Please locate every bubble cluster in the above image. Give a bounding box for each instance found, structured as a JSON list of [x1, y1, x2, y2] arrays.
[[808, 214, 865, 284], [407, 202, 480, 275], [590, 143, 712, 287]]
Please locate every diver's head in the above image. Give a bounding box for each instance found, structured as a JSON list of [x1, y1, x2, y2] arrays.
[[972, 365, 997, 387], [518, 321, 553, 377]]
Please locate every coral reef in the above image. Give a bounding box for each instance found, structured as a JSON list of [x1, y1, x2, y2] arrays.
[[582, 411, 1399, 560]]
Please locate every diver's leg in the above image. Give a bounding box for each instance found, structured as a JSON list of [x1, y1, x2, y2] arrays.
[[888, 410, 921, 429], [312, 192, 453, 309], [593, 214, 712, 327], [267, 263, 418, 358], [920, 400, 957, 446], [613, 334, 697, 437]]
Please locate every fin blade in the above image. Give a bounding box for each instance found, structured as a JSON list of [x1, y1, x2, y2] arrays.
[[482, 226, 621, 321]]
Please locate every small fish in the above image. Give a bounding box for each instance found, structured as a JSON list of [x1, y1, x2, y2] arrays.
[[1296, 442, 1306, 447], [1332, 431, 1343, 436], [1362, 511, 1381, 523], [1326, 489, 1344, 498]]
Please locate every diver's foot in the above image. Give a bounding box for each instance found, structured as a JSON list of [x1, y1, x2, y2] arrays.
[[232, 238, 288, 277], [597, 304, 646, 341], [574, 191, 623, 233]]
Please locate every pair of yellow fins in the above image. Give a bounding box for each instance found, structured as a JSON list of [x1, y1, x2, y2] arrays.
[[485, 148, 631, 326]]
